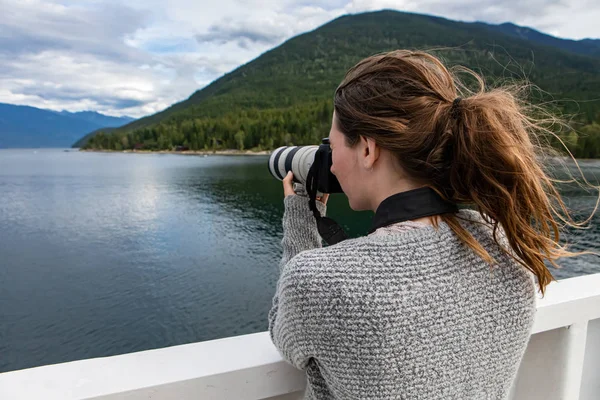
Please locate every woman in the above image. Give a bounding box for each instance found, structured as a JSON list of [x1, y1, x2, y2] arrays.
[[268, 50, 583, 399]]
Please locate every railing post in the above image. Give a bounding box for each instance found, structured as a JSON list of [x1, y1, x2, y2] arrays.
[[562, 321, 588, 400]]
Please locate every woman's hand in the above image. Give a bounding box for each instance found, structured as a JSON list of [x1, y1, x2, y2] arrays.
[[283, 171, 329, 205]]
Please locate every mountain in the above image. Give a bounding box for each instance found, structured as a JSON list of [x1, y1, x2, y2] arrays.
[[65, 111, 133, 148], [480, 22, 600, 59], [71, 127, 117, 148], [0, 103, 134, 148], [78, 10, 600, 157]]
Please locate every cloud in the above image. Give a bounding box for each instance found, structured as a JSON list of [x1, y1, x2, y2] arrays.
[[0, 0, 598, 118], [196, 21, 288, 47], [0, 0, 149, 61]]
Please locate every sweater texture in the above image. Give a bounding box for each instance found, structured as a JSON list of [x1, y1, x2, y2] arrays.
[[268, 195, 536, 399]]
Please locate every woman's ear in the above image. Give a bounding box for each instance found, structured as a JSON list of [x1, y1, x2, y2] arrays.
[[361, 136, 379, 170]]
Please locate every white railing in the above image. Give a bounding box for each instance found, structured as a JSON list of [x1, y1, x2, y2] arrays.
[[1, 273, 599, 400]]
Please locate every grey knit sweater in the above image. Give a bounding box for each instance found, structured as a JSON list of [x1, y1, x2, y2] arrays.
[[268, 194, 536, 399]]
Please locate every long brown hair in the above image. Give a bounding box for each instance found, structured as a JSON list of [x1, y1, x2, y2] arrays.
[[334, 50, 598, 294]]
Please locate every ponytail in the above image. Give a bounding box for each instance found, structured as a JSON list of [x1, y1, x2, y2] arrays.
[[438, 87, 589, 294]]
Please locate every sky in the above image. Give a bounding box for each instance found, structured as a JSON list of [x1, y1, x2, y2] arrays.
[[1, 0, 599, 118]]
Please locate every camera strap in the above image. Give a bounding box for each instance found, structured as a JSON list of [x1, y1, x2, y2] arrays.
[[306, 154, 349, 246], [306, 156, 458, 246], [368, 187, 458, 234]]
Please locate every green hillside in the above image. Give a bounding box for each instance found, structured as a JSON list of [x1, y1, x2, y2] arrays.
[[72, 127, 116, 148], [84, 10, 600, 157]]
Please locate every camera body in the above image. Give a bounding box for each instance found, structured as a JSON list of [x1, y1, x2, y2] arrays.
[[268, 138, 343, 194]]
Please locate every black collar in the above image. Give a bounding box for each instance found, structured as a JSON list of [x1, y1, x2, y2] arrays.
[[369, 187, 458, 234]]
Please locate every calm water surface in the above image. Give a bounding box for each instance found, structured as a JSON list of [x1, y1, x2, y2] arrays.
[[0, 149, 598, 373]]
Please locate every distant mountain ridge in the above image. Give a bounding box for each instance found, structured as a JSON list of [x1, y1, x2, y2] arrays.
[[0, 103, 134, 148], [480, 22, 600, 58]]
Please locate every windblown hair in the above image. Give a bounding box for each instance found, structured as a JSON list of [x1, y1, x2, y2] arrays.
[[334, 50, 597, 294]]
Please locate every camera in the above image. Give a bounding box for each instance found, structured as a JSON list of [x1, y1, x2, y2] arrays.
[[268, 138, 343, 194]]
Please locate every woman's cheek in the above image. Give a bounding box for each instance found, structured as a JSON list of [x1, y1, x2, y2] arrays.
[[330, 153, 338, 176]]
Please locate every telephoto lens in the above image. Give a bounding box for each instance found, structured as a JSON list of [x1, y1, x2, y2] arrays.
[[268, 139, 343, 194], [268, 145, 319, 186], [269, 139, 347, 244]]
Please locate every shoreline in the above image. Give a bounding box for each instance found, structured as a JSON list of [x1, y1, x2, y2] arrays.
[[79, 148, 272, 156], [76, 149, 600, 161]]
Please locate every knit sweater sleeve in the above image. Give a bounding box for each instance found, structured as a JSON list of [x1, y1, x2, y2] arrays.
[[268, 256, 320, 370], [269, 194, 326, 369], [278, 194, 326, 271]]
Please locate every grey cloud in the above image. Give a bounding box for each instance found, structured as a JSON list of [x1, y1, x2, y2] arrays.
[[160, 53, 228, 78], [17, 84, 105, 103], [0, 0, 186, 117], [290, 0, 347, 12], [6, 76, 148, 109], [110, 98, 147, 109], [195, 21, 287, 47], [0, 0, 150, 62]]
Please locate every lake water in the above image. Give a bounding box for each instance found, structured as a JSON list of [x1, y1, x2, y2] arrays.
[[1, 149, 598, 373]]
